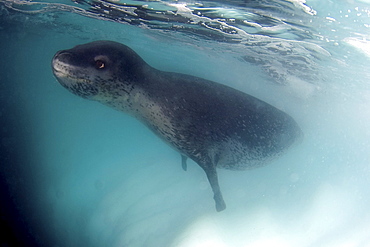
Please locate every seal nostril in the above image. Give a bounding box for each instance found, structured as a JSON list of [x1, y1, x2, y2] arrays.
[[52, 51, 75, 74], [54, 51, 73, 63]]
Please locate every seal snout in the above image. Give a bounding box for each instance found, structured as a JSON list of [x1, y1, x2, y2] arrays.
[[52, 48, 100, 99], [52, 50, 75, 77], [53, 50, 72, 65]]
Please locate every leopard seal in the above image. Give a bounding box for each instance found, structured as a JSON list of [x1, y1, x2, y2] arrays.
[[51, 40, 302, 212]]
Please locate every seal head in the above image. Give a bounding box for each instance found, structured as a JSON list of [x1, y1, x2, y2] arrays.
[[52, 41, 147, 103], [52, 41, 302, 212]]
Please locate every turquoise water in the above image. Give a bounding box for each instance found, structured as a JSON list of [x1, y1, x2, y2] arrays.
[[1, 0, 370, 246]]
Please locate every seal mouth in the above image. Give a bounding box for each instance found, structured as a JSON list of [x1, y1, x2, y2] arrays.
[[51, 49, 101, 99], [52, 55, 92, 84], [52, 66, 68, 79], [52, 60, 66, 76], [52, 54, 72, 77]]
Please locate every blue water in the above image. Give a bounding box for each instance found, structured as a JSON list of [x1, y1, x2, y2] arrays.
[[0, 0, 370, 246]]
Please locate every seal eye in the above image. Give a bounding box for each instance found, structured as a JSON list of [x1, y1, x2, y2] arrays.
[[95, 60, 105, 69]]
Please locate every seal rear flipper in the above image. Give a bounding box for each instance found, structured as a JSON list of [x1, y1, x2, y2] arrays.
[[181, 155, 188, 171], [203, 165, 226, 212]]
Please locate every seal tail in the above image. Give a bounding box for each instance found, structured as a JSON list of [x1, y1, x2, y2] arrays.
[[203, 166, 226, 212]]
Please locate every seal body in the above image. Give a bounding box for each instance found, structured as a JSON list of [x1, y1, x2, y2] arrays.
[[52, 41, 302, 211]]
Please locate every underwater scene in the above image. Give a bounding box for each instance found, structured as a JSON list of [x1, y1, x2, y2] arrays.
[[0, 0, 370, 246]]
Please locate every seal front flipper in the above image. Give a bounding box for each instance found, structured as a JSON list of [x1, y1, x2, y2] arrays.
[[202, 165, 226, 212], [181, 155, 188, 171]]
